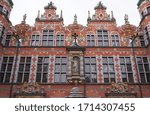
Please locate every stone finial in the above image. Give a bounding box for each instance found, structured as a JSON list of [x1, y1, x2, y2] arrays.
[[22, 14, 27, 23], [60, 10, 63, 18], [37, 10, 40, 19], [124, 14, 129, 24], [74, 14, 77, 24]]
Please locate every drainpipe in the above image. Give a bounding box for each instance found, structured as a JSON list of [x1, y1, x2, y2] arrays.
[[131, 36, 143, 97]]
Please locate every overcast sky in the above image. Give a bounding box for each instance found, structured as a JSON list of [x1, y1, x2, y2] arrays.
[[10, 0, 140, 26]]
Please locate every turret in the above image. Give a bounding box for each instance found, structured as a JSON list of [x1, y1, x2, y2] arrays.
[[137, 0, 150, 46]]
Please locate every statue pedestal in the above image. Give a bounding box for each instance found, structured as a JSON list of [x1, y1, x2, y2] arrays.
[[67, 74, 85, 84]]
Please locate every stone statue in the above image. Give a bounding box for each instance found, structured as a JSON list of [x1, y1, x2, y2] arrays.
[[71, 58, 78, 74], [124, 14, 129, 24], [23, 14, 27, 23]]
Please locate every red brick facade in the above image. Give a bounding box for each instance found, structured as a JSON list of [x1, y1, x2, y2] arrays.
[[0, 0, 150, 98]]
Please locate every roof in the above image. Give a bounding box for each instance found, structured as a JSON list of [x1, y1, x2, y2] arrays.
[[94, 1, 107, 10], [7, 0, 14, 7]]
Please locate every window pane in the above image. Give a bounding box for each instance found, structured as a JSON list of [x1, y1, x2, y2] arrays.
[[128, 73, 134, 83], [55, 65, 61, 72], [103, 65, 108, 72], [127, 64, 132, 71], [138, 64, 144, 72], [36, 73, 41, 82], [25, 64, 30, 71], [0, 73, 4, 82], [17, 73, 23, 83], [43, 57, 49, 63], [38, 57, 43, 63], [37, 64, 42, 71], [85, 58, 90, 63], [1, 64, 6, 71], [62, 65, 67, 72], [137, 57, 142, 63], [91, 57, 96, 63], [102, 57, 107, 63], [9, 57, 14, 62], [55, 57, 61, 63], [109, 65, 114, 72], [7, 64, 12, 71], [144, 64, 150, 72], [61, 74, 66, 83], [121, 65, 126, 72], [42, 73, 47, 83], [85, 65, 90, 72], [43, 64, 48, 72], [54, 74, 60, 82], [62, 57, 67, 63], [147, 73, 150, 82], [140, 73, 146, 83], [120, 57, 125, 63], [143, 57, 148, 63], [126, 57, 130, 63], [91, 65, 96, 72], [4, 73, 10, 83], [20, 57, 25, 62], [24, 73, 29, 82]]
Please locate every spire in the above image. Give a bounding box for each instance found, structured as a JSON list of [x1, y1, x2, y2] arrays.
[[73, 14, 78, 24], [124, 14, 130, 24], [111, 11, 116, 21], [111, 11, 114, 18], [94, 1, 107, 10], [37, 10, 40, 19], [60, 10, 63, 18], [87, 10, 91, 21]]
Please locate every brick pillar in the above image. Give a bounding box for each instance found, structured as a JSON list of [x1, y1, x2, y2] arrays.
[[48, 56, 55, 83], [97, 55, 103, 83], [114, 55, 121, 82], [29, 55, 38, 82]]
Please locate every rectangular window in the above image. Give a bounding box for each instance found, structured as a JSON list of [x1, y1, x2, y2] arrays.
[[56, 34, 64, 46], [0, 5, 3, 12], [0, 25, 5, 43], [36, 57, 49, 83], [5, 35, 11, 46], [85, 57, 97, 83], [54, 57, 67, 83], [119, 57, 134, 83], [0, 57, 14, 83], [31, 35, 40, 46], [137, 57, 150, 83], [86, 35, 95, 46], [102, 57, 115, 83], [147, 6, 150, 14], [139, 35, 145, 47], [97, 30, 109, 46], [17, 57, 31, 83], [145, 27, 150, 45], [42, 30, 54, 46], [111, 34, 119, 46]]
